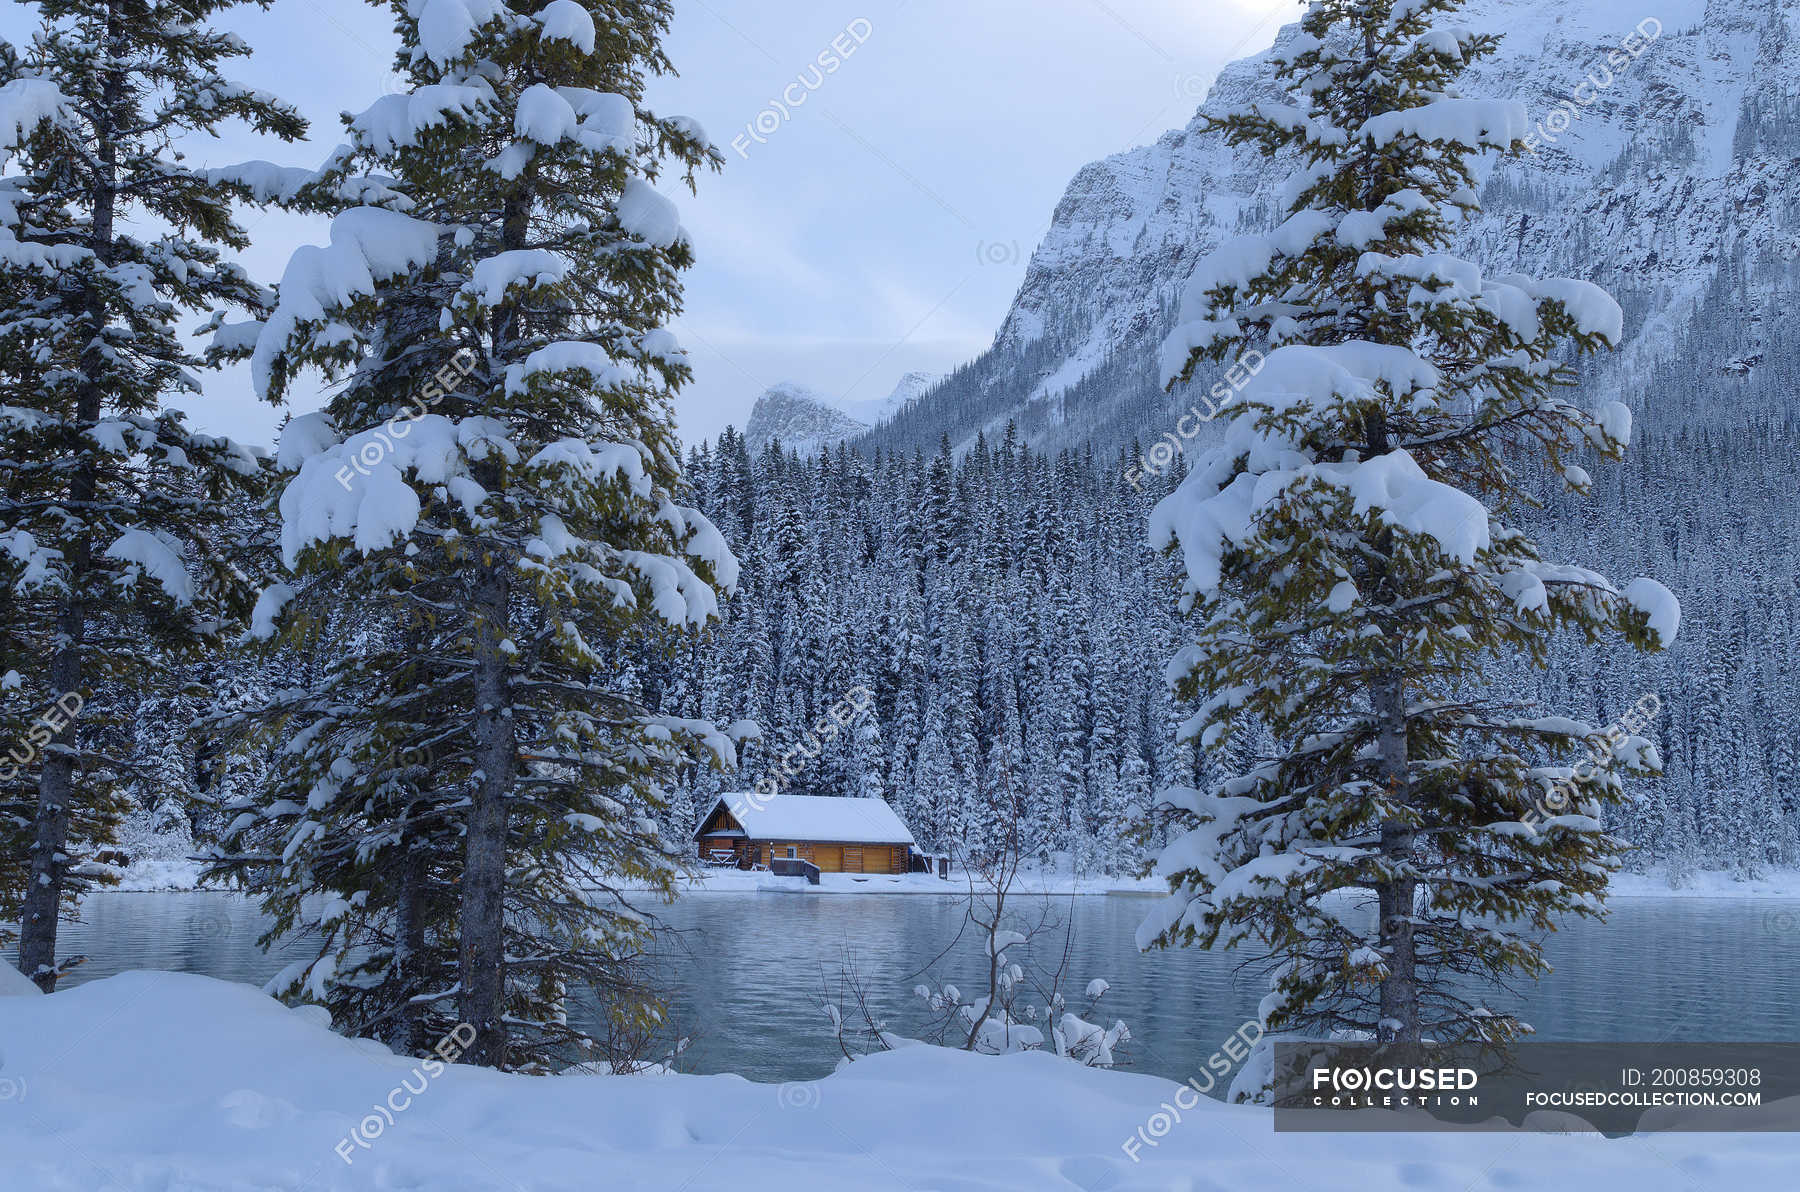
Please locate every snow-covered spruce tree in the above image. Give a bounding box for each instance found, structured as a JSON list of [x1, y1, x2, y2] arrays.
[[229, 0, 736, 1071], [204, 563, 480, 1055], [1135, 0, 1681, 1064], [0, 0, 300, 989]]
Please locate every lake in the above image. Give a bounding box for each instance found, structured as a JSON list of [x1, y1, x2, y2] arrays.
[[51, 889, 1800, 1085]]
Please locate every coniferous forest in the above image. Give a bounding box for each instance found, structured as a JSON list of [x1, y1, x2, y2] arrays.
[[575, 406, 1800, 879], [101, 399, 1800, 913]]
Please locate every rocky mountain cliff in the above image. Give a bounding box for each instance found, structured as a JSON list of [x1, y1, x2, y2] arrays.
[[743, 382, 871, 456], [865, 0, 1798, 458]]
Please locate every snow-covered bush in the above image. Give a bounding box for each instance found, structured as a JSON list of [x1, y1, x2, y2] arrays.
[[910, 974, 1130, 1066], [823, 797, 1130, 1068]]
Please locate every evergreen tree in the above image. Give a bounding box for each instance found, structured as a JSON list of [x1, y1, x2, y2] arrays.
[[0, 0, 302, 988], [1137, 0, 1678, 1060], [221, 0, 736, 1071]]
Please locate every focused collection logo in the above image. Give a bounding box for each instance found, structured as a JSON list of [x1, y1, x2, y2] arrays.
[[1306, 1065, 1480, 1108]]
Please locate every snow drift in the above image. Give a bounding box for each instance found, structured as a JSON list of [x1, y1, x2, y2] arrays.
[[2, 970, 1797, 1190]]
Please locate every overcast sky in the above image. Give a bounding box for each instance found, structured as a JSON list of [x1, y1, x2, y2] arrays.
[[1, 0, 1294, 449]]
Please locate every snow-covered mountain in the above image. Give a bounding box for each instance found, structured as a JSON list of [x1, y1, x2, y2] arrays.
[[745, 371, 941, 455], [744, 382, 870, 455], [866, 0, 1798, 456], [838, 369, 940, 428]]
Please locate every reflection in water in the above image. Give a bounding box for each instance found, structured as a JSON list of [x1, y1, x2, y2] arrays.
[[55, 891, 1800, 1085]]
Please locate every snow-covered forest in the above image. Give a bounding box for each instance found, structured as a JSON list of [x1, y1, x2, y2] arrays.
[[673, 376, 1800, 877], [115, 401, 1800, 885]]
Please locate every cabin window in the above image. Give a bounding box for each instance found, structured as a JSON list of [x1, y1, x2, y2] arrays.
[[785, 846, 797, 859]]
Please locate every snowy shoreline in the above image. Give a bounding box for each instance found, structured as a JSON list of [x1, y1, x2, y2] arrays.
[[1608, 869, 1800, 900], [108, 860, 1800, 899], [668, 868, 1162, 896]]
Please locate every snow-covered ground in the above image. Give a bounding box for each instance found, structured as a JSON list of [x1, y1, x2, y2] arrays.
[[1, 967, 1794, 1191], [103, 860, 1158, 896], [111, 856, 207, 892], [674, 867, 1161, 896], [1608, 867, 1800, 899], [111, 858, 1800, 899], [109, 815, 205, 892]]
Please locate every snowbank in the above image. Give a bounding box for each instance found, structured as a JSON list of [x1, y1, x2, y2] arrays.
[[111, 857, 206, 893], [679, 863, 1800, 900], [679, 868, 1160, 896], [107, 812, 206, 892], [0, 959, 39, 997], [1, 971, 1795, 1190], [1610, 867, 1800, 899]]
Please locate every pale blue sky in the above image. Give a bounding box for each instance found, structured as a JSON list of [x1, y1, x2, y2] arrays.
[[1, 0, 1291, 449]]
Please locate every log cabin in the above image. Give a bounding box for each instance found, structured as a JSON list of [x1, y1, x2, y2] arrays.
[[693, 793, 916, 875]]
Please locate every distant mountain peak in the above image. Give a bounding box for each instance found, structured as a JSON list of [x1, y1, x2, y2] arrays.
[[887, 370, 940, 400], [742, 371, 943, 455], [744, 382, 869, 456], [838, 370, 941, 429]]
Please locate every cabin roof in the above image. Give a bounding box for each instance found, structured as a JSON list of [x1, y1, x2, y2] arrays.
[[695, 793, 916, 845]]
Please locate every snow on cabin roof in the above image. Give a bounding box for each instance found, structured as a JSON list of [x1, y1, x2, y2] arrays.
[[697, 793, 916, 846]]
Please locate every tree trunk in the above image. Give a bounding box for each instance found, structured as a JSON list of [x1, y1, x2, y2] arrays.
[[18, 3, 121, 993], [458, 556, 513, 1067], [386, 840, 429, 1055], [17, 604, 87, 992], [1372, 668, 1420, 1061], [456, 189, 530, 1067], [1361, 408, 1420, 1058]]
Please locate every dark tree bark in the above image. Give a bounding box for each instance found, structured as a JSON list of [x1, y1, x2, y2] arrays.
[[457, 555, 513, 1068], [18, 1, 122, 992]]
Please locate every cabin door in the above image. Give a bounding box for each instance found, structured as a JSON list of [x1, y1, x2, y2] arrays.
[[813, 845, 843, 871]]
